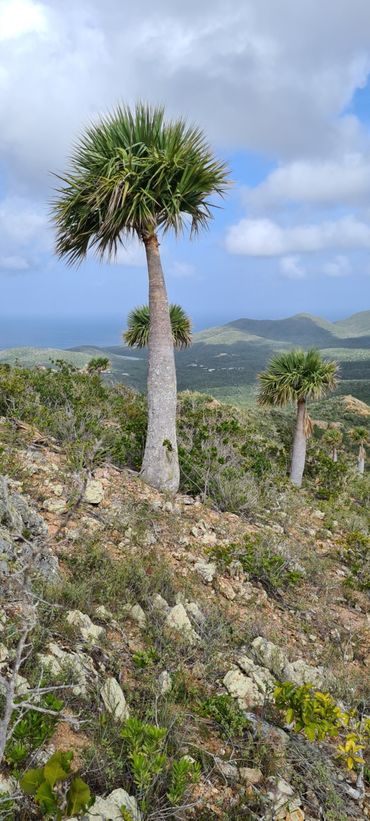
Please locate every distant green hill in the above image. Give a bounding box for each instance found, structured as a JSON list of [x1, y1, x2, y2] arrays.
[[1, 310, 370, 406]]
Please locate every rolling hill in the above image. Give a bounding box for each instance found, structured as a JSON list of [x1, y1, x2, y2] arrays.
[[1, 310, 370, 405]]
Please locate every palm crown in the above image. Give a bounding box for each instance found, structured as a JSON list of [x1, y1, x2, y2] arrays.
[[124, 304, 192, 349], [322, 428, 343, 447], [258, 349, 338, 407], [350, 426, 369, 445], [52, 104, 230, 264]]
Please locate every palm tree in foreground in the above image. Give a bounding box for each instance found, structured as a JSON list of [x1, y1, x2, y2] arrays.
[[52, 104, 229, 492], [124, 304, 192, 349], [258, 349, 338, 487], [350, 426, 368, 476]]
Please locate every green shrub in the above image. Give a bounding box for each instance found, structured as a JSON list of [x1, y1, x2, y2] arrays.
[[340, 530, 370, 591], [5, 694, 63, 769], [208, 534, 303, 597], [20, 750, 92, 818], [199, 693, 250, 738], [274, 681, 370, 771], [167, 756, 201, 805], [120, 716, 200, 813]]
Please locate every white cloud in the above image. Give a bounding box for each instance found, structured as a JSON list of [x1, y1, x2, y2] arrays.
[[0, 0, 47, 41], [246, 154, 370, 208], [226, 216, 370, 256], [322, 254, 352, 277], [279, 256, 306, 279], [1, 0, 370, 198], [2, 0, 370, 287], [0, 255, 30, 271]]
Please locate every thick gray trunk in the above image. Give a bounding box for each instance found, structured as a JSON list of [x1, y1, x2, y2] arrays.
[[333, 448, 338, 462], [358, 445, 365, 476], [140, 234, 180, 493], [290, 399, 307, 488]]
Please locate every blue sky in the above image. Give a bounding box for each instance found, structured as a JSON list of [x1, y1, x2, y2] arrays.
[[1, 0, 370, 340]]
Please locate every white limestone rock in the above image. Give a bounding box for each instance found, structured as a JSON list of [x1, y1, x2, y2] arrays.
[[128, 603, 146, 628], [157, 670, 172, 696], [252, 637, 286, 678], [165, 604, 200, 645], [42, 497, 67, 514], [151, 594, 170, 614], [86, 788, 141, 820], [101, 677, 129, 722], [66, 610, 105, 643], [38, 641, 97, 695], [194, 560, 217, 584], [84, 480, 104, 505], [223, 669, 264, 709]]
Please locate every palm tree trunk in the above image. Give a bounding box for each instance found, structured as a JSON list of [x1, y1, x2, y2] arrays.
[[358, 444, 365, 476], [290, 399, 307, 487], [140, 234, 180, 492]]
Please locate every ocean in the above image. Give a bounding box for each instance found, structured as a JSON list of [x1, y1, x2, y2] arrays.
[[0, 316, 126, 349], [0, 314, 220, 349]]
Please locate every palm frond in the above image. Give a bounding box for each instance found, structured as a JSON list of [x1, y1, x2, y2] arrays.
[[257, 349, 338, 407], [123, 304, 192, 349], [52, 103, 231, 264]]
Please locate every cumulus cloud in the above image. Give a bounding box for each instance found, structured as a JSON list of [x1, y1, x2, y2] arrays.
[[279, 256, 306, 279], [0, 0, 47, 40], [1, 0, 370, 198], [2, 0, 370, 289], [246, 154, 370, 208], [226, 216, 370, 256], [322, 254, 352, 277]]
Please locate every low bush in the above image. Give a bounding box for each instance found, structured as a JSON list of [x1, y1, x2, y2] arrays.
[[199, 693, 250, 738]]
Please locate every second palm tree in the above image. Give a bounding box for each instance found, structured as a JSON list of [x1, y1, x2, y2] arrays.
[[258, 349, 338, 487]]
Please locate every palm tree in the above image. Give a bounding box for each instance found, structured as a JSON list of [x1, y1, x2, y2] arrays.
[[258, 349, 338, 487], [87, 356, 111, 374], [350, 426, 369, 476], [322, 427, 343, 462], [124, 304, 191, 349], [52, 104, 229, 492]]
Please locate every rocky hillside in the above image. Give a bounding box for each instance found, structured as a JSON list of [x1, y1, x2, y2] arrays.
[[0, 398, 369, 820]]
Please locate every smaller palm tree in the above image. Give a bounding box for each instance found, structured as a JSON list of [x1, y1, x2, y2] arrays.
[[350, 426, 369, 476], [258, 349, 338, 487], [124, 304, 192, 349], [322, 427, 343, 462], [87, 356, 111, 374]]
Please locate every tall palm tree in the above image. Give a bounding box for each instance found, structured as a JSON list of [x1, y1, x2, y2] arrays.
[[258, 349, 338, 487], [124, 304, 191, 349], [52, 104, 229, 492], [350, 426, 369, 476], [322, 427, 343, 462]]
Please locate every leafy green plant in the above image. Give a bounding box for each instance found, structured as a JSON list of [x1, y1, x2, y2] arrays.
[[132, 648, 159, 669], [5, 694, 63, 768], [120, 717, 201, 813], [340, 530, 370, 591], [121, 717, 167, 800], [199, 693, 250, 738], [167, 757, 201, 805], [20, 750, 92, 818], [208, 534, 303, 596], [274, 681, 370, 770]]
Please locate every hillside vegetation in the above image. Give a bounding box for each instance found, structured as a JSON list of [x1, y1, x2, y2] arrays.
[[0, 363, 370, 819], [2, 310, 370, 406]]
